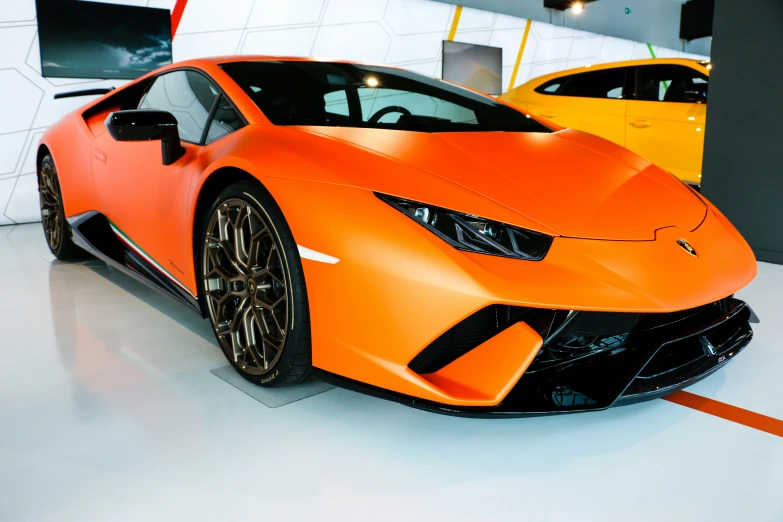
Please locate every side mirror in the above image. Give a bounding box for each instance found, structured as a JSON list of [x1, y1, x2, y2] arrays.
[[105, 110, 185, 166]]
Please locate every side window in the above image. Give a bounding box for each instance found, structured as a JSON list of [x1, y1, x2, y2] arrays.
[[559, 68, 628, 99], [205, 96, 245, 145], [324, 90, 350, 116], [635, 65, 708, 103], [357, 87, 477, 124], [535, 76, 570, 95], [139, 70, 219, 143]]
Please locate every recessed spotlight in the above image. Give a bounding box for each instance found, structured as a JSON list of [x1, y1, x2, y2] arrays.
[[571, 2, 584, 14]]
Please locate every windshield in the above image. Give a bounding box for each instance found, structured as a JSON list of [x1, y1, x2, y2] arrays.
[[220, 61, 552, 133]]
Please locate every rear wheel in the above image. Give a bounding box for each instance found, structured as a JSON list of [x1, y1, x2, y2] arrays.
[[199, 181, 312, 386], [38, 154, 83, 260]]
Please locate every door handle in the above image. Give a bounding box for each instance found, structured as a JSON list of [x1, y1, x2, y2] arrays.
[[93, 149, 107, 163], [629, 119, 652, 129], [539, 111, 558, 118]]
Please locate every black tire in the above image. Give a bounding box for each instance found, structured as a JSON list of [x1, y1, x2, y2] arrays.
[[38, 154, 84, 260], [198, 181, 312, 387]]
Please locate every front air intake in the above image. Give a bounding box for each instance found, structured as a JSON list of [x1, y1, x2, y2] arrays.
[[408, 306, 552, 374]]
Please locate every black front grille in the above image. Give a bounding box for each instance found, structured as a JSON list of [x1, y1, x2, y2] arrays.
[[622, 302, 752, 398], [527, 311, 640, 373]]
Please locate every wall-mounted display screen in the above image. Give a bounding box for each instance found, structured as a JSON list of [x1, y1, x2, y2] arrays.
[[35, 0, 172, 80], [442, 41, 502, 96]]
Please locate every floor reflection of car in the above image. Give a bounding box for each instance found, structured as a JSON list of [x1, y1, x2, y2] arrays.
[[500, 59, 710, 184]]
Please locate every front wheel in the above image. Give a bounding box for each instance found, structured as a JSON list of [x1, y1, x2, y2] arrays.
[[198, 181, 312, 387]]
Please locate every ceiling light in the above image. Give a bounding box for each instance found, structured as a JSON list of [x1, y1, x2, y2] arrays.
[[365, 77, 379, 87], [571, 2, 584, 14]]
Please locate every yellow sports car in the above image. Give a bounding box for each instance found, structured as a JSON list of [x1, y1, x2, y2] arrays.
[[500, 58, 710, 184]]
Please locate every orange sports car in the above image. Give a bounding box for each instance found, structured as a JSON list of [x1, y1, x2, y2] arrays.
[[38, 57, 758, 416]]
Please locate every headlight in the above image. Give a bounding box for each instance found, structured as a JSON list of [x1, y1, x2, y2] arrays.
[[376, 193, 553, 261]]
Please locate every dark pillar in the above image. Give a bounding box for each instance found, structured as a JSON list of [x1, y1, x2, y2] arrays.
[[701, 0, 783, 264]]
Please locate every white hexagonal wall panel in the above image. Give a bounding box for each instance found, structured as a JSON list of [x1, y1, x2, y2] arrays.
[[384, 0, 451, 35], [489, 28, 528, 68], [0, 70, 43, 134], [241, 27, 321, 57], [386, 32, 445, 64], [4, 174, 40, 223], [173, 31, 244, 62], [0, 26, 37, 68], [322, 0, 387, 25], [0, 179, 18, 226], [457, 7, 495, 31], [0, 133, 27, 176], [570, 36, 604, 61], [247, 0, 325, 28], [177, 0, 254, 34], [0, 1, 36, 22], [312, 22, 391, 63]]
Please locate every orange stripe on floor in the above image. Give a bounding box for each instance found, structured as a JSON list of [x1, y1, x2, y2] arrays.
[[663, 391, 783, 438]]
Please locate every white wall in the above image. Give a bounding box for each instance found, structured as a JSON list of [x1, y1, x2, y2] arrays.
[[0, 0, 707, 225], [0, 0, 176, 225]]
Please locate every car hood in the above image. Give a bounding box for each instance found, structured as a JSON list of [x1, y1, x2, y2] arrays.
[[296, 127, 706, 240]]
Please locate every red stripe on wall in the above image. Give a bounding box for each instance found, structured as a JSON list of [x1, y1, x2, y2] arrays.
[[171, 0, 188, 38]]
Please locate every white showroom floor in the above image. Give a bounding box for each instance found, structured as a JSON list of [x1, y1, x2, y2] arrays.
[[1, 223, 782, 522]]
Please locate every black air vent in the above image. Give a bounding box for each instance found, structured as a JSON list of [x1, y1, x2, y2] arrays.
[[408, 306, 550, 374]]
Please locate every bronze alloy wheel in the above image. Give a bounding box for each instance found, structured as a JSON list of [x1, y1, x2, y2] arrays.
[[202, 198, 290, 375], [39, 160, 63, 252]]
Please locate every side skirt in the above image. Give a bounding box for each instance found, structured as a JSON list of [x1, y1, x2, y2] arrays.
[[68, 211, 202, 314]]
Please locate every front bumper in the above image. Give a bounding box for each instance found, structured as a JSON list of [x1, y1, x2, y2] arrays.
[[315, 298, 754, 417], [266, 178, 757, 411]]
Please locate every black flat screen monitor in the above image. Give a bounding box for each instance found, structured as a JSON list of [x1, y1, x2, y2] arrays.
[[36, 0, 172, 80], [442, 41, 502, 96]]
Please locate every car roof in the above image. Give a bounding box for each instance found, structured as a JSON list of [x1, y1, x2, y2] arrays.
[[173, 55, 381, 68], [522, 58, 710, 87]]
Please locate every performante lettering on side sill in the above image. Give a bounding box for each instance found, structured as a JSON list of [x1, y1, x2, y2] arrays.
[[108, 220, 196, 297], [169, 259, 185, 275]]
